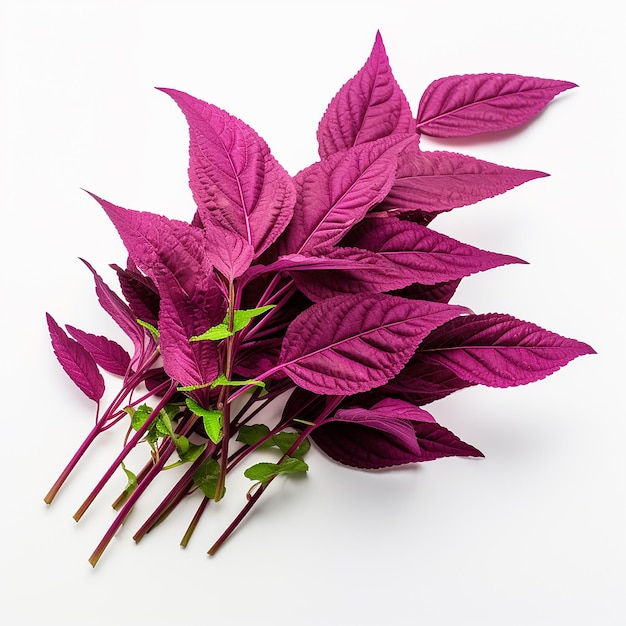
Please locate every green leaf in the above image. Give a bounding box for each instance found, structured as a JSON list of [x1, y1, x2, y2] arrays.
[[177, 382, 211, 392], [210, 374, 265, 389], [189, 305, 275, 342], [178, 442, 207, 464], [137, 318, 160, 339], [112, 462, 138, 511], [243, 456, 309, 483], [231, 305, 276, 332], [271, 432, 311, 458], [155, 413, 173, 437], [236, 423, 271, 446], [189, 322, 232, 342], [121, 462, 138, 491], [129, 404, 154, 431], [178, 375, 265, 393], [174, 434, 190, 456], [185, 398, 223, 444], [192, 457, 225, 500]]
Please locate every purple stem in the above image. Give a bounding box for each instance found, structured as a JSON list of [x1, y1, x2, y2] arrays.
[[73, 382, 178, 522]]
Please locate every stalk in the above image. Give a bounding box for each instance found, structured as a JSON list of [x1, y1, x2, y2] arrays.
[[206, 396, 344, 556], [180, 497, 210, 548], [87, 435, 179, 567], [43, 419, 104, 504], [73, 382, 178, 522]]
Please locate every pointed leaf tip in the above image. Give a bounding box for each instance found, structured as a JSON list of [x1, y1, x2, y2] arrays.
[[317, 32, 414, 157], [417, 313, 595, 387], [416, 74, 577, 138], [158, 87, 296, 257], [46, 313, 105, 402]]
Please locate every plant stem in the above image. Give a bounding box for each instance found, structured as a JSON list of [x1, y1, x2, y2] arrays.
[[180, 497, 210, 548], [87, 436, 178, 568], [207, 395, 344, 556], [43, 420, 103, 504], [73, 382, 177, 522]]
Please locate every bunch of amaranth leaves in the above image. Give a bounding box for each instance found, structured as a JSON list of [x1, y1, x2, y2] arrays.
[[45, 32, 594, 566]]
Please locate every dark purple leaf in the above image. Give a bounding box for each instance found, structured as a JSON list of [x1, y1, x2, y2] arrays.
[[416, 74, 576, 137], [383, 356, 474, 404], [344, 215, 525, 284], [417, 313, 596, 387], [47, 313, 105, 402], [233, 337, 284, 381], [113, 265, 160, 327], [391, 279, 461, 303], [291, 246, 411, 301], [112, 260, 160, 327], [379, 151, 548, 216], [317, 31, 414, 158], [158, 88, 296, 256], [66, 325, 131, 377], [311, 398, 482, 469], [278, 294, 467, 394], [279, 134, 416, 255], [242, 249, 387, 285], [80, 259, 148, 361]]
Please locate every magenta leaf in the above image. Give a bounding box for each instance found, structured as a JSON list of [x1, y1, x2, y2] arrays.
[[279, 134, 416, 255], [416, 74, 576, 137], [157, 272, 225, 388], [66, 325, 131, 377], [80, 259, 148, 363], [112, 261, 160, 327], [311, 398, 482, 469], [291, 246, 407, 301], [88, 192, 210, 295], [278, 294, 467, 394], [46, 313, 105, 402], [392, 279, 461, 304], [202, 222, 255, 280], [158, 88, 296, 257], [233, 337, 284, 381], [344, 215, 525, 284], [417, 313, 596, 387], [382, 356, 474, 405], [317, 31, 414, 158], [378, 151, 548, 216]]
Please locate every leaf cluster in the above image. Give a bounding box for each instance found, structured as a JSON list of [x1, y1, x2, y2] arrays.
[[44, 31, 593, 566]]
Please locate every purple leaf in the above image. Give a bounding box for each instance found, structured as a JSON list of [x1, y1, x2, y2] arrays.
[[391, 279, 461, 304], [278, 294, 467, 394], [66, 325, 131, 377], [279, 134, 416, 255], [112, 260, 160, 327], [382, 356, 474, 404], [158, 88, 296, 256], [344, 215, 525, 284], [88, 192, 210, 295], [417, 313, 596, 387], [80, 259, 148, 362], [317, 31, 414, 158], [233, 337, 284, 381], [415, 74, 576, 137], [157, 272, 225, 388], [46, 313, 105, 402], [379, 151, 548, 216], [243, 250, 385, 284], [202, 222, 255, 280], [290, 246, 412, 302], [311, 398, 482, 469]]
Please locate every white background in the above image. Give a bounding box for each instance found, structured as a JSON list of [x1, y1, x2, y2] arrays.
[[1, 1, 623, 624]]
